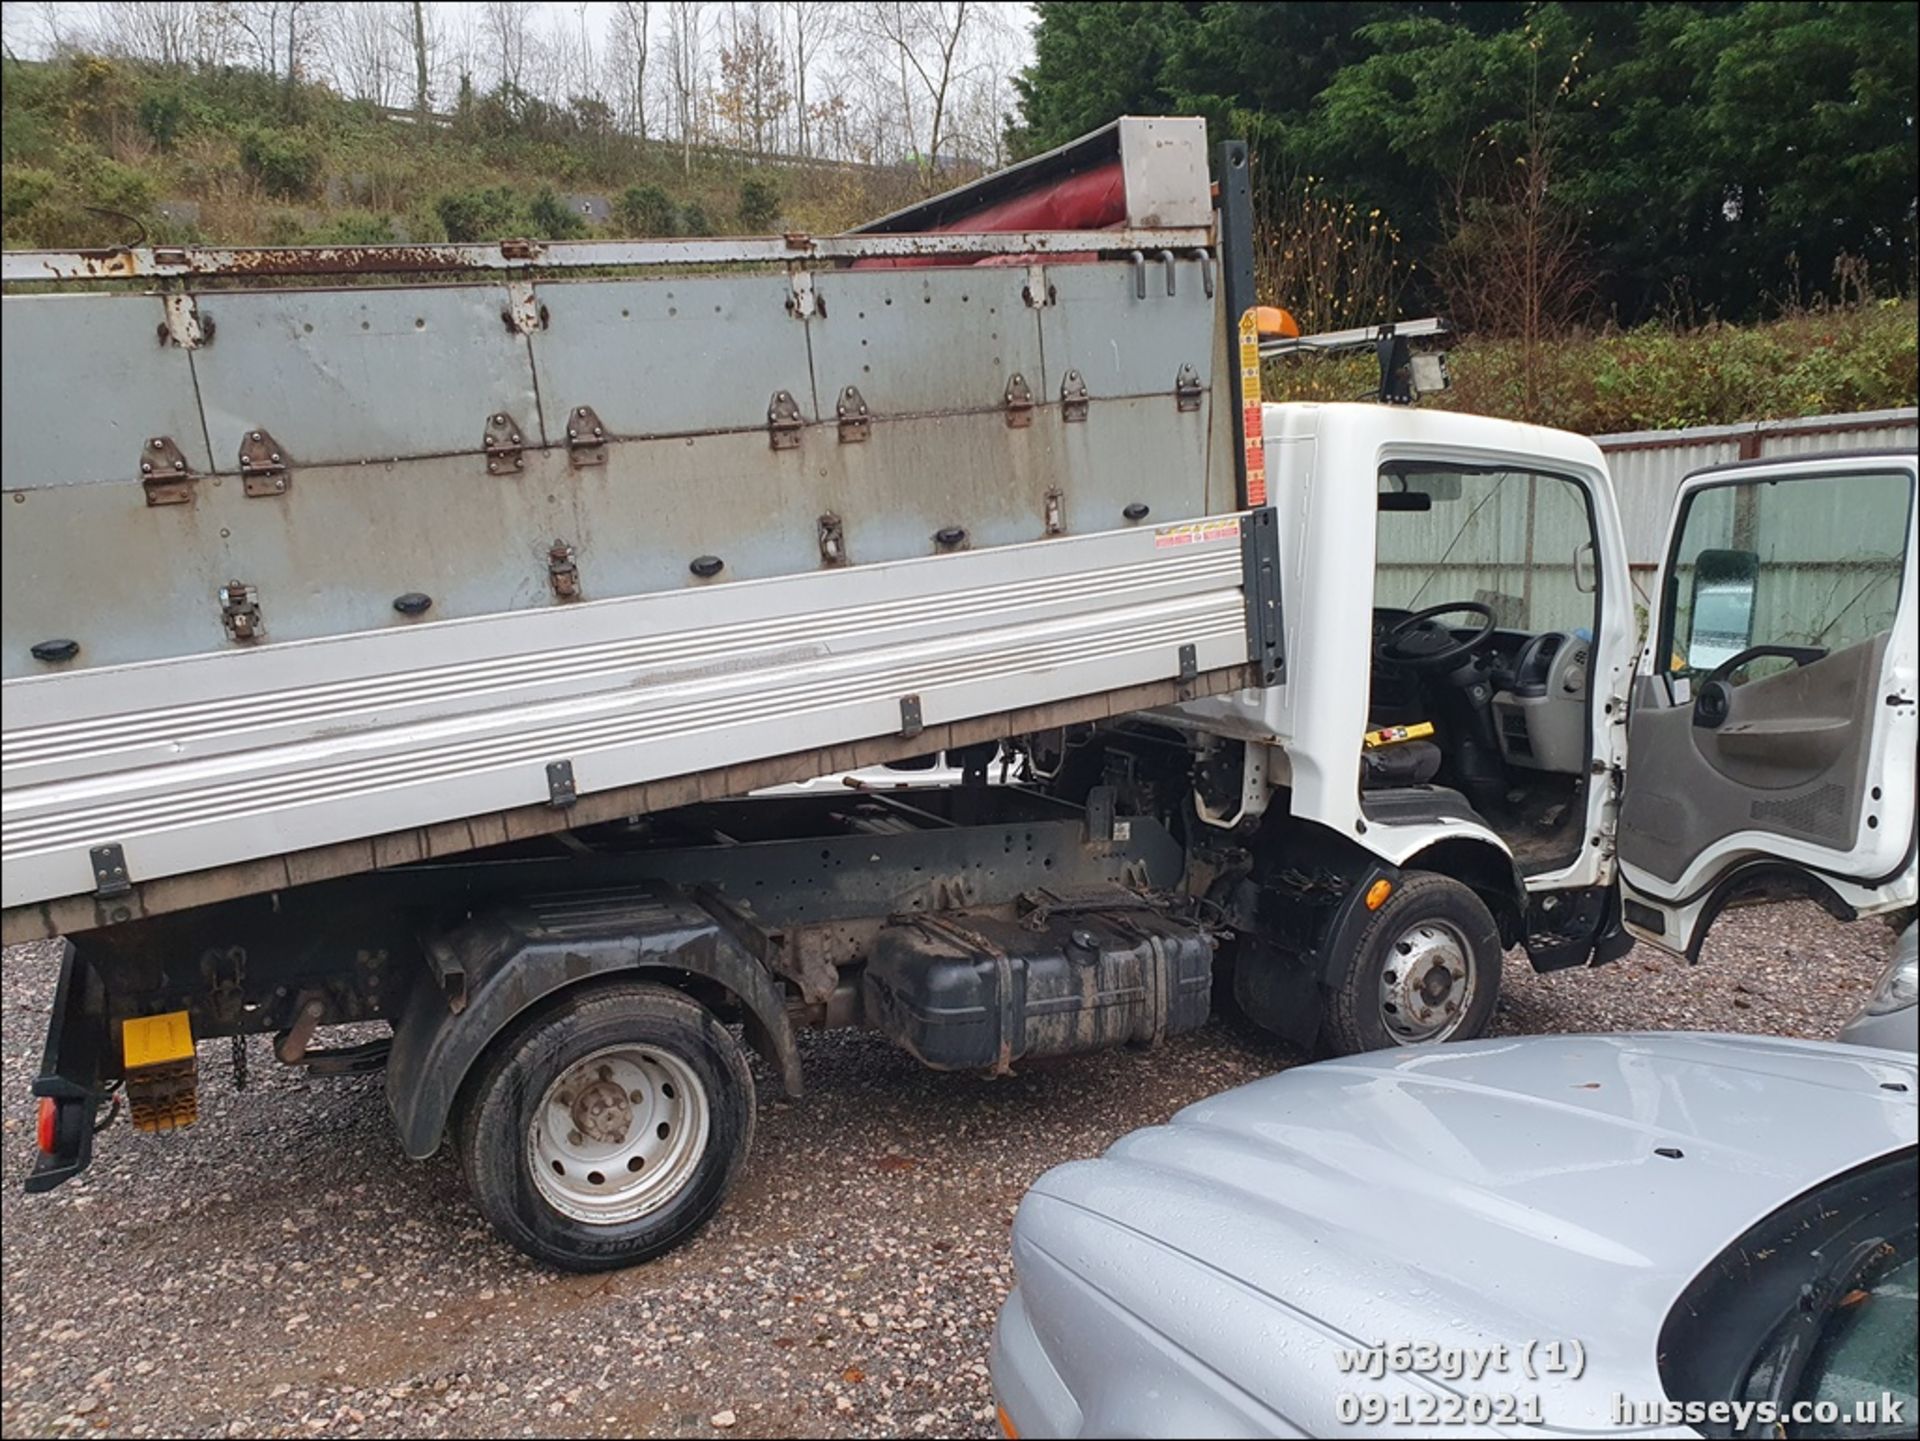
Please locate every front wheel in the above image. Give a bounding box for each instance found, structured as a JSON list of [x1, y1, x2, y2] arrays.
[[1322, 872, 1503, 1055], [457, 981, 755, 1271]]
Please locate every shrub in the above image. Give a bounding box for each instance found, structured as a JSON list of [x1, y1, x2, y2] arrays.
[[0, 165, 57, 223], [679, 201, 713, 237], [137, 88, 191, 150], [82, 155, 154, 218], [240, 127, 323, 199], [526, 186, 586, 239], [738, 175, 780, 232], [261, 208, 310, 244], [308, 209, 397, 245], [434, 185, 522, 242], [616, 184, 676, 237]]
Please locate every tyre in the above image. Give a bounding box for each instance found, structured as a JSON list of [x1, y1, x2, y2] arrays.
[[457, 981, 755, 1272], [1322, 872, 1503, 1056]]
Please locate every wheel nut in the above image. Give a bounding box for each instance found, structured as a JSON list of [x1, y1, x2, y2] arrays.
[[629, 1090, 644, 1104], [598, 1065, 612, 1081], [568, 1129, 584, 1146]]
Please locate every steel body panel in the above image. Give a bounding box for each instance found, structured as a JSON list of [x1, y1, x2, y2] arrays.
[[5, 261, 1224, 679], [1, 293, 214, 487], [1038, 259, 1216, 400], [807, 267, 1042, 418], [528, 274, 815, 437], [188, 284, 541, 468], [2, 518, 1254, 909], [4, 397, 1213, 675]]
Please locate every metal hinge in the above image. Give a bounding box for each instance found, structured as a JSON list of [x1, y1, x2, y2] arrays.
[[546, 759, 577, 808], [139, 435, 196, 505], [1060, 370, 1089, 423], [219, 579, 263, 641], [1004, 373, 1034, 428], [564, 405, 607, 466], [484, 411, 527, 474], [768, 390, 804, 450], [1043, 487, 1065, 536], [1178, 643, 1198, 684], [238, 429, 287, 497], [503, 278, 547, 334], [818, 512, 849, 567], [1175, 363, 1203, 413], [898, 694, 924, 739], [547, 540, 580, 599], [836, 385, 870, 443], [90, 843, 132, 899], [786, 270, 817, 319], [1021, 264, 1055, 309], [158, 293, 208, 348]]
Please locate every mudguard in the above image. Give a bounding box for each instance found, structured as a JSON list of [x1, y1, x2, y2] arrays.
[[385, 883, 801, 1159]]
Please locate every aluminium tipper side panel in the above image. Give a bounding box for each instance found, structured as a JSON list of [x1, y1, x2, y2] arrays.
[[3, 260, 1222, 680], [1, 515, 1256, 911]]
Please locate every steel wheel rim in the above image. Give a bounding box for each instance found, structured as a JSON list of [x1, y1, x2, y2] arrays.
[[1378, 918, 1476, 1043], [529, 1044, 710, 1225]]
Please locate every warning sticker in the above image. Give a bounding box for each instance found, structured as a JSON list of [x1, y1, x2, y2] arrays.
[[1154, 517, 1243, 549]]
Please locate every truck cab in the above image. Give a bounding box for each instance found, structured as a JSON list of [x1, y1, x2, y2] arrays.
[[1142, 405, 1915, 1053]]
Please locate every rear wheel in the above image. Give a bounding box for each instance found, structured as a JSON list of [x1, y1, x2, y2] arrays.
[[1323, 872, 1502, 1055], [457, 981, 754, 1271]]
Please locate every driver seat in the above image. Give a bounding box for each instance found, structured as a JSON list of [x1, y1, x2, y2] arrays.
[[1361, 738, 1442, 788]]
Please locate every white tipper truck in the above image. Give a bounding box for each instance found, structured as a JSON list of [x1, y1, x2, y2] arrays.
[[6, 119, 1914, 1269]]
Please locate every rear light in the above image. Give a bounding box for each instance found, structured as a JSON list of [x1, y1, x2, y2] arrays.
[[36, 1096, 58, 1154]]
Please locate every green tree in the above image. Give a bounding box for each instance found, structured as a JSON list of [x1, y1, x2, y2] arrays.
[[1016, 1, 1919, 322], [738, 176, 780, 231], [434, 185, 523, 242], [616, 184, 678, 237], [527, 186, 587, 239]]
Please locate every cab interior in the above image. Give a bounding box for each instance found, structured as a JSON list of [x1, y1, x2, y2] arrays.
[[1364, 463, 1601, 874]]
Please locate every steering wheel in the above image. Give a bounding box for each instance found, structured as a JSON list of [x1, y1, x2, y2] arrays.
[[1376, 602, 1498, 672]]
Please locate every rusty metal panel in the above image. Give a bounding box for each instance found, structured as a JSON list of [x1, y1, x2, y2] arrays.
[[188, 284, 540, 469], [528, 274, 814, 440], [0, 228, 1219, 284], [1, 294, 214, 490], [808, 268, 1042, 418], [1039, 257, 1216, 401]]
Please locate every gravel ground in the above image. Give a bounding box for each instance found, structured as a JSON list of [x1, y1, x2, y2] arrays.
[[0, 902, 1899, 1440]]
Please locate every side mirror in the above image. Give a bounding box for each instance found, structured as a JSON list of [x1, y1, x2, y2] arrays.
[[1572, 542, 1597, 594], [1684, 548, 1759, 671]]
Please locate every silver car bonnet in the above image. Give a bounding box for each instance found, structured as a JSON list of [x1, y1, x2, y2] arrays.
[[1013, 1032, 1918, 1434]]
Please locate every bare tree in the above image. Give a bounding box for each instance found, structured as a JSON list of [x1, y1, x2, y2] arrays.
[[410, 0, 430, 119], [97, 0, 199, 66], [611, 1, 651, 139], [663, 0, 704, 172], [714, 2, 787, 157], [781, 0, 836, 158], [483, 0, 535, 94], [329, 1, 404, 107], [874, 1, 977, 180], [1435, 37, 1593, 421]]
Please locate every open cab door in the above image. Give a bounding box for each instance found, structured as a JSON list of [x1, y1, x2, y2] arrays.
[[1618, 451, 1918, 957]]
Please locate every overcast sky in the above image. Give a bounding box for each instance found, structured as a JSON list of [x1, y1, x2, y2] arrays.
[[1, 1, 1039, 164], [0, 2, 1038, 71]]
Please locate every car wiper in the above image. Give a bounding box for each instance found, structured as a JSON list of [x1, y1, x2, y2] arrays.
[[1732, 1235, 1895, 1437]]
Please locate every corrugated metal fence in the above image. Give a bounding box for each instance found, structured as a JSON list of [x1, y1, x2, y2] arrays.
[[1595, 407, 1920, 601]]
